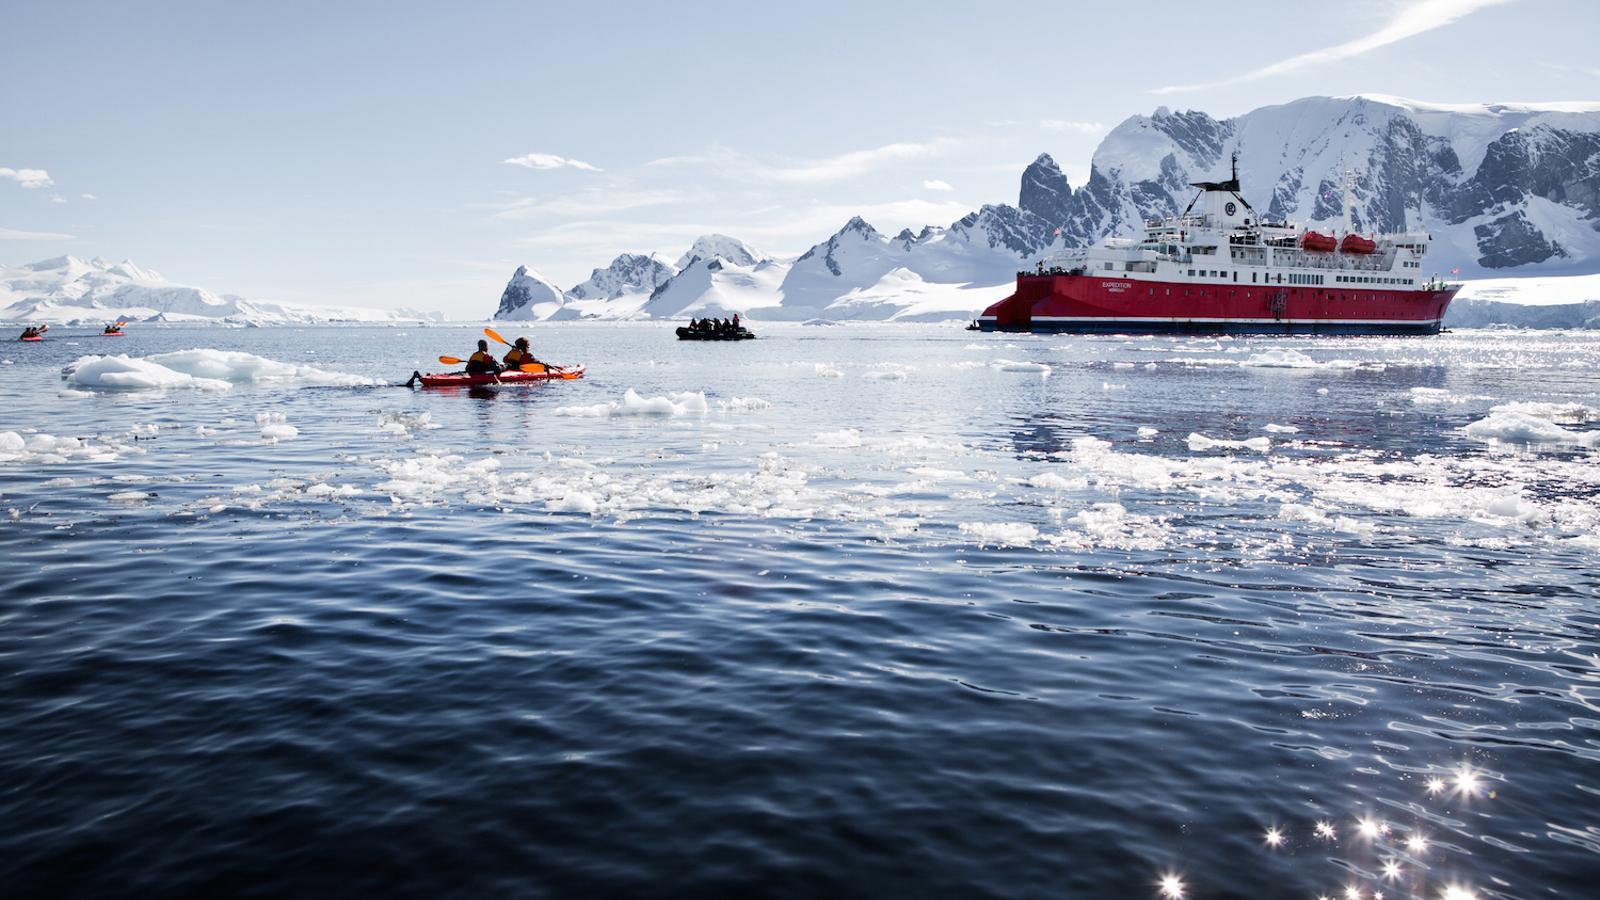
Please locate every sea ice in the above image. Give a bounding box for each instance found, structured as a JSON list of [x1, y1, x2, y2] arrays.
[[553, 389, 710, 417], [1187, 433, 1272, 452]]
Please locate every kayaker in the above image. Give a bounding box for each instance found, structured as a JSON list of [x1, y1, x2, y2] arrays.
[[465, 340, 502, 375], [103, 323, 121, 335], [503, 336, 544, 371], [732, 313, 741, 331]]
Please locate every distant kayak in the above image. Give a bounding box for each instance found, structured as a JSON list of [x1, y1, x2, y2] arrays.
[[676, 327, 755, 341], [19, 335, 43, 342], [102, 332, 126, 337], [414, 366, 585, 388]]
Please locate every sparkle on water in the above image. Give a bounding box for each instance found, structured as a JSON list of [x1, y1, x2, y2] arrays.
[[0, 323, 1594, 898]]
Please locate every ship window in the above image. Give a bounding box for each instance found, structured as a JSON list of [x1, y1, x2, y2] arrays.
[[1104, 262, 1113, 270], [1148, 288, 1154, 295], [1188, 269, 1195, 276]]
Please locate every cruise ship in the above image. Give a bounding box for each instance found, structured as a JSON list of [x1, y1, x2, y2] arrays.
[[977, 156, 1460, 335]]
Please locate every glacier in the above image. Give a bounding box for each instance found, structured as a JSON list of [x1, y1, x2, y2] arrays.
[[493, 94, 1600, 325], [0, 256, 440, 326]]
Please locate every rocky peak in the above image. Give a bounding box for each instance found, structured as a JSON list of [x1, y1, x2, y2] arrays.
[[1019, 152, 1073, 226]]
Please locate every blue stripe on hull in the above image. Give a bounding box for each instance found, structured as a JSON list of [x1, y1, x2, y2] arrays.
[[978, 320, 1442, 336]]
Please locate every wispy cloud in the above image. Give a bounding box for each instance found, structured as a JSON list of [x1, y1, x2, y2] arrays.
[[503, 153, 601, 172], [1039, 120, 1106, 134], [81, 193, 98, 201], [49, 195, 67, 204], [1152, 0, 1516, 94], [923, 179, 954, 191], [647, 138, 964, 185], [477, 188, 688, 222], [0, 167, 53, 189], [0, 225, 75, 240]]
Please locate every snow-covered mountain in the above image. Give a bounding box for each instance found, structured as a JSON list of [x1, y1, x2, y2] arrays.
[[0, 255, 436, 325], [491, 95, 1600, 322], [561, 253, 678, 319], [493, 265, 568, 320]]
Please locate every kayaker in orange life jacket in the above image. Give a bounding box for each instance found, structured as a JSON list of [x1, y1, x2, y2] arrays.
[[465, 340, 502, 375], [502, 337, 544, 371]]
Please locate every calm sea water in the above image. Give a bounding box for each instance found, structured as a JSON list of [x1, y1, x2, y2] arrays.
[[2, 323, 1598, 898]]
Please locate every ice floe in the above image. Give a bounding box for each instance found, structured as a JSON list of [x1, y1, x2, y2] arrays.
[[553, 389, 710, 417], [256, 412, 299, 442], [1187, 433, 1272, 452], [1462, 402, 1600, 448], [992, 359, 1051, 375], [62, 349, 373, 391]]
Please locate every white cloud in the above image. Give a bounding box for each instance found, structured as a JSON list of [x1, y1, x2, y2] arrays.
[[0, 226, 75, 240], [49, 195, 67, 204], [1039, 120, 1106, 135], [923, 179, 954, 192], [1153, 0, 1517, 94], [0, 167, 53, 189], [81, 193, 98, 201], [503, 153, 601, 172], [478, 188, 688, 222], [647, 138, 964, 185]]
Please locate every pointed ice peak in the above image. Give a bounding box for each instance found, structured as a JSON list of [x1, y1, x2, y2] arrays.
[[27, 255, 84, 272], [894, 227, 917, 243], [1153, 105, 1171, 118], [1032, 152, 1057, 167], [836, 216, 880, 239], [675, 234, 765, 270]]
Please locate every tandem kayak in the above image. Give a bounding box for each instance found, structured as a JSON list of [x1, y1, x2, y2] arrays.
[[19, 335, 43, 342], [413, 366, 585, 388], [102, 332, 126, 337]]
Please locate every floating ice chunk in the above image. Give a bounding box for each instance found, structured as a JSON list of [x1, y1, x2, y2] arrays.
[[553, 388, 709, 417], [812, 428, 863, 449], [146, 349, 376, 386], [64, 355, 231, 391], [108, 491, 150, 502], [960, 521, 1039, 547], [992, 359, 1051, 375], [1263, 424, 1299, 434], [1029, 472, 1086, 491], [58, 389, 94, 399], [1461, 406, 1600, 447], [0, 432, 25, 452], [717, 397, 771, 412], [1187, 433, 1271, 452], [1242, 349, 1318, 368], [864, 370, 907, 381], [257, 412, 299, 441], [1137, 427, 1159, 437], [546, 491, 599, 514], [1317, 388, 1329, 395], [814, 364, 844, 378], [377, 411, 439, 435]]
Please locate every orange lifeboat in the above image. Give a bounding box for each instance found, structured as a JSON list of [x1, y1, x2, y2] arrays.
[[1300, 231, 1337, 252], [1340, 234, 1377, 255]]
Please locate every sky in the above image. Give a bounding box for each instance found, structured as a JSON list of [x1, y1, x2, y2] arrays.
[[2, 0, 1598, 315]]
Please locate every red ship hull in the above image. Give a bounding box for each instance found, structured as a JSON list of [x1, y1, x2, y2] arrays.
[[978, 274, 1458, 335]]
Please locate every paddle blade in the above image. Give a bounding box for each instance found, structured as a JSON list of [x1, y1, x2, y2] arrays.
[[518, 363, 547, 373], [484, 327, 510, 346], [438, 355, 464, 365]]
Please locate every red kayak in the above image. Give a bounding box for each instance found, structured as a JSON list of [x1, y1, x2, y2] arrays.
[[102, 332, 126, 337], [20, 335, 43, 342], [415, 365, 585, 388]]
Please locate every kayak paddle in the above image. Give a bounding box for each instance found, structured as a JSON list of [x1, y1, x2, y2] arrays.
[[437, 355, 547, 374], [483, 327, 565, 373]]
